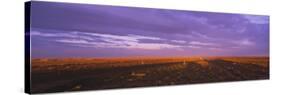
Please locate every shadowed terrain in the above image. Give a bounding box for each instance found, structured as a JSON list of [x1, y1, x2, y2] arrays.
[[31, 57, 269, 93]]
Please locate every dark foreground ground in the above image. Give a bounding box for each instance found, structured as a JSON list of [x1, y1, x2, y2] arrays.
[[30, 57, 269, 93]]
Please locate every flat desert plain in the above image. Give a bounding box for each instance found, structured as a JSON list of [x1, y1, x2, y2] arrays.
[[31, 56, 269, 93]]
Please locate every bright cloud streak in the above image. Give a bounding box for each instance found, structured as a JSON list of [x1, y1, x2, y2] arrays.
[[233, 39, 255, 46], [189, 41, 218, 46], [31, 30, 183, 50], [171, 40, 186, 44]]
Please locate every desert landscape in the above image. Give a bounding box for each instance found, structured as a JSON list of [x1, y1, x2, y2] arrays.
[[31, 56, 269, 93], [28, 1, 269, 94]]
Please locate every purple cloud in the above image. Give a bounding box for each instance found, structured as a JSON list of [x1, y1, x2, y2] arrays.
[[30, 1, 269, 58]]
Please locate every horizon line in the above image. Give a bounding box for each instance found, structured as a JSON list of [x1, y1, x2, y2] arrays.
[[31, 55, 270, 59]]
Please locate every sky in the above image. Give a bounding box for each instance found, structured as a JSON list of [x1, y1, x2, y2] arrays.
[[29, 1, 269, 58]]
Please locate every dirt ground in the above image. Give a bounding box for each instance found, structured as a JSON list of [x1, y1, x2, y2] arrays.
[[30, 57, 269, 93]]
